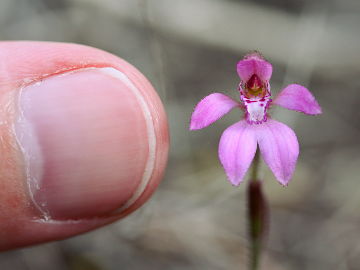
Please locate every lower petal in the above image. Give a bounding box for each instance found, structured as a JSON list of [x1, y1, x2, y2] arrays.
[[256, 120, 299, 185], [218, 120, 257, 185]]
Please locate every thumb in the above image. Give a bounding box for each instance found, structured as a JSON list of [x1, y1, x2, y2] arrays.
[[0, 41, 169, 250]]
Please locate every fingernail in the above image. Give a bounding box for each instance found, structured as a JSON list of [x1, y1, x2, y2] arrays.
[[15, 68, 151, 220]]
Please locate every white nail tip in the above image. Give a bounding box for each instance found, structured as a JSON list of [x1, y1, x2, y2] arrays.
[[94, 67, 156, 213]]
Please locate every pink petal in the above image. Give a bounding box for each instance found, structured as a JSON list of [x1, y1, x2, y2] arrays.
[[218, 120, 257, 185], [273, 84, 322, 115], [237, 53, 272, 82], [190, 93, 239, 130], [256, 119, 299, 185]]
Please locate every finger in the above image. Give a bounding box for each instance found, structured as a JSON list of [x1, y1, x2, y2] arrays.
[[0, 41, 169, 250]]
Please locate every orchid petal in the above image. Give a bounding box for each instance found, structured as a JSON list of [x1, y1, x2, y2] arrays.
[[190, 93, 239, 130], [256, 119, 299, 185], [273, 84, 322, 115], [237, 53, 272, 82], [219, 120, 257, 185]]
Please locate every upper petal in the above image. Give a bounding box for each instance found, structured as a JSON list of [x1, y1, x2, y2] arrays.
[[273, 84, 322, 115], [190, 93, 239, 130], [256, 119, 299, 185], [237, 53, 273, 82], [218, 120, 257, 185]]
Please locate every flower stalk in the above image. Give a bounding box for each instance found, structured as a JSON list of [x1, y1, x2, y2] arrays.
[[247, 167, 268, 270]]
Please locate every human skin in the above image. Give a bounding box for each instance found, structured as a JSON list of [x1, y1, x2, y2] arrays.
[[0, 41, 169, 250]]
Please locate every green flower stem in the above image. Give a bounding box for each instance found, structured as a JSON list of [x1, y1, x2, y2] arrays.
[[250, 237, 261, 270], [248, 149, 263, 270]]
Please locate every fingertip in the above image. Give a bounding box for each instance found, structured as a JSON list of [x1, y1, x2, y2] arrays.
[[0, 41, 169, 250]]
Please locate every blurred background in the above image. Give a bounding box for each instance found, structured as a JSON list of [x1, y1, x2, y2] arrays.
[[1, 0, 360, 269]]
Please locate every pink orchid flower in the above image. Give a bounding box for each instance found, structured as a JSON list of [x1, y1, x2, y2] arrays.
[[190, 52, 321, 186]]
